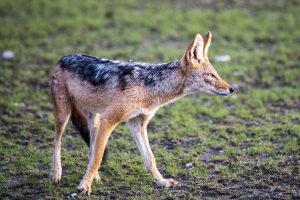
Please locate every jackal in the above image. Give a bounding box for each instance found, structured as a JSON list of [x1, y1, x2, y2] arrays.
[[50, 32, 234, 195]]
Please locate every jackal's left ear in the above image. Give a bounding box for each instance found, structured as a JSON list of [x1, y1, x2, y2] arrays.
[[203, 31, 212, 59], [181, 34, 204, 69]]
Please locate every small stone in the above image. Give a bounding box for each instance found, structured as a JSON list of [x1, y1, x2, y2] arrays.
[[215, 55, 231, 62], [2, 50, 14, 60], [19, 102, 26, 108], [70, 193, 78, 198], [14, 102, 26, 108], [185, 162, 193, 168]]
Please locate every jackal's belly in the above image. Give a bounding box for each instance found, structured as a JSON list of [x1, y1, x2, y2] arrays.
[[122, 107, 156, 121]]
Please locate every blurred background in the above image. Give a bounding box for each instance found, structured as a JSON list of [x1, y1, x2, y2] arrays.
[[0, 0, 299, 199]]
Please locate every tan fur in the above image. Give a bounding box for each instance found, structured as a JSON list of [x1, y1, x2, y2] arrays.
[[50, 32, 234, 195]]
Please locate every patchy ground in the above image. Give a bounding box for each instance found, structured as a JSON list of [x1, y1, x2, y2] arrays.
[[0, 0, 299, 199]]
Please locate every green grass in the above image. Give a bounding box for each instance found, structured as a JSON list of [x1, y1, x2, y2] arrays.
[[0, 0, 299, 199]]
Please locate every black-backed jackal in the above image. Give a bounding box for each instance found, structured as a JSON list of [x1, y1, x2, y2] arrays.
[[50, 32, 234, 195]]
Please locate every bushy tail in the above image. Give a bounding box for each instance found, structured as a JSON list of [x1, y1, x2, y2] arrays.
[[70, 102, 108, 163]]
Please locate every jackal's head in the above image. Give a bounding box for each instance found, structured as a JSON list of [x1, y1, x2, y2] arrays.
[[181, 32, 234, 96]]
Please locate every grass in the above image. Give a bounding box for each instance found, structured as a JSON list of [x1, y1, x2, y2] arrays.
[[0, 0, 299, 199]]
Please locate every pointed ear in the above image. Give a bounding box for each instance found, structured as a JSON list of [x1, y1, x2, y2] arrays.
[[203, 31, 212, 59], [181, 34, 204, 69]]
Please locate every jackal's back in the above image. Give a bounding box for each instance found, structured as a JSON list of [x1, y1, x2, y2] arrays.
[[59, 54, 134, 87], [58, 54, 180, 89]]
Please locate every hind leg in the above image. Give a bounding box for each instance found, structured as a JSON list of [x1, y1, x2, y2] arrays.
[[87, 112, 102, 182], [50, 84, 71, 182]]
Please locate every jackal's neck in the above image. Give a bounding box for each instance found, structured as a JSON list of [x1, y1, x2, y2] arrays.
[[147, 60, 187, 105]]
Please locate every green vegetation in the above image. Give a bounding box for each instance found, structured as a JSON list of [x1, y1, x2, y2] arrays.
[[0, 0, 299, 199]]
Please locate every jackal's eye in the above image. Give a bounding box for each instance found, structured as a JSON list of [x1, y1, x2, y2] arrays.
[[207, 73, 215, 78]]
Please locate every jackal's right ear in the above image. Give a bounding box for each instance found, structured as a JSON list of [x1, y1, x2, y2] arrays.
[[181, 34, 204, 69], [203, 31, 212, 59]]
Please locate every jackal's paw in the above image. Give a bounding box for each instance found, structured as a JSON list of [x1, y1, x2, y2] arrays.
[[156, 178, 178, 188], [94, 172, 102, 183], [50, 166, 62, 183], [77, 181, 92, 196]]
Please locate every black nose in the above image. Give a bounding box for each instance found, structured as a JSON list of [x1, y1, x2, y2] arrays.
[[229, 87, 235, 93]]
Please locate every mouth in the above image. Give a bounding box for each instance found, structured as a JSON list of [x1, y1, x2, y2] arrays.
[[210, 90, 229, 96]]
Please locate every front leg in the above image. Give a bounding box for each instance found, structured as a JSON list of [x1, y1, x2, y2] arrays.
[[128, 115, 178, 188], [78, 118, 117, 195]]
